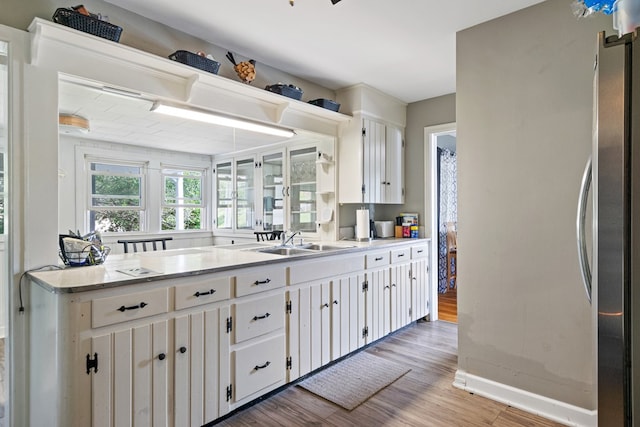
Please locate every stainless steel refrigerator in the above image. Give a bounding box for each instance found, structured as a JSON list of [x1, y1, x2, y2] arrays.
[[577, 30, 639, 426]]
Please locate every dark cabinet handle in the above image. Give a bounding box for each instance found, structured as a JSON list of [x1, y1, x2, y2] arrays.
[[253, 313, 271, 321], [179, 346, 187, 354], [253, 278, 271, 285], [375, 257, 383, 261], [392, 284, 397, 288], [384, 285, 390, 290], [158, 353, 166, 361], [322, 303, 329, 308], [386, 182, 391, 186], [333, 300, 339, 305], [118, 302, 147, 312], [417, 250, 424, 253], [194, 289, 216, 297], [254, 361, 271, 370], [397, 253, 405, 258]]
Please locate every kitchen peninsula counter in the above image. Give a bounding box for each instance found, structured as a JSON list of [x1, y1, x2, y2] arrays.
[[28, 238, 429, 293]]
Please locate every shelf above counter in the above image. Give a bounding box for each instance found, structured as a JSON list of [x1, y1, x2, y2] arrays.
[[28, 18, 352, 139]]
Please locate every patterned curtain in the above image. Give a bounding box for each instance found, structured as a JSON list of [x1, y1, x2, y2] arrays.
[[438, 149, 457, 293]]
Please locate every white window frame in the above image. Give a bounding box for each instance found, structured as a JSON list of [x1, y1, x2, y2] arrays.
[[160, 164, 207, 231], [85, 156, 147, 234], [74, 145, 212, 236]]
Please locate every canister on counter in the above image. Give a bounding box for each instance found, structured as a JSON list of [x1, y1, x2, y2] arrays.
[[410, 225, 419, 238]]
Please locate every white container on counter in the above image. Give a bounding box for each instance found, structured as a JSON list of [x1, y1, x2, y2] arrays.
[[374, 221, 395, 238]]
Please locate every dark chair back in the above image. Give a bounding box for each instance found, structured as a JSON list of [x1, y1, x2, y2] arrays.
[[253, 231, 283, 242], [117, 237, 173, 253]]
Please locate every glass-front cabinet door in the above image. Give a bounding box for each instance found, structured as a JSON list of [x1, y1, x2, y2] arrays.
[[261, 152, 284, 232], [235, 158, 255, 230], [215, 161, 233, 230], [215, 156, 256, 233], [289, 147, 316, 233]]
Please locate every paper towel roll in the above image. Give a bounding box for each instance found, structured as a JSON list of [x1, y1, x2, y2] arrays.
[[356, 209, 370, 240]]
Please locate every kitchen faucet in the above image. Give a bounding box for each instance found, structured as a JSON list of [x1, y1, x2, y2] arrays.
[[281, 230, 301, 247]]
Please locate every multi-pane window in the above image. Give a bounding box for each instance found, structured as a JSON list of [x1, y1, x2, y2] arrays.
[[88, 161, 145, 233], [161, 167, 204, 231]]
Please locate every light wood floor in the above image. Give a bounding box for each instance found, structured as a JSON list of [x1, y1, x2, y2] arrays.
[[215, 321, 563, 427], [438, 287, 458, 323]]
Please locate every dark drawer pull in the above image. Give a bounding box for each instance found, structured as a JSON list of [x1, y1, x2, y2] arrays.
[[375, 257, 383, 261], [417, 250, 424, 253], [392, 284, 397, 288], [384, 285, 390, 290], [397, 253, 405, 258], [254, 361, 271, 371], [179, 346, 187, 354], [333, 300, 339, 305], [118, 302, 147, 312], [253, 278, 271, 286], [194, 289, 216, 297], [253, 313, 271, 321], [322, 303, 329, 308], [158, 353, 166, 361]]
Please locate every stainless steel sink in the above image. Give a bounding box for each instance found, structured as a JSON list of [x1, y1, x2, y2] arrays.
[[255, 247, 314, 256], [300, 243, 355, 251], [249, 243, 355, 256]]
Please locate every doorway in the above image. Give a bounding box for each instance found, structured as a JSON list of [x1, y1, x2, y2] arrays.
[[425, 123, 457, 323]]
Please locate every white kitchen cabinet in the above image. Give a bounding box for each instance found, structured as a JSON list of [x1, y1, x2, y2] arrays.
[[258, 145, 319, 234], [362, 118, 405, 204], [218, 138, 336, 240], [214, 155, 257, 234], [90, 306, 229, 427], [410, 244, 430, 321], [330, 273, 362, 360], [91, 321, 170, 427], [287, 253, 365, 381], [28, 241, 430, 427], [174, 307, 228, 427], [223, 269, 287, 409], [390, 247, 412, 331], [336, 84, 407, 204], [365, 265, 390, 343]]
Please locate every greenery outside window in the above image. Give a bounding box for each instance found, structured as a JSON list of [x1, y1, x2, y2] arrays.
[[88, 161, 145, 233], [161, 166, 205, 230]]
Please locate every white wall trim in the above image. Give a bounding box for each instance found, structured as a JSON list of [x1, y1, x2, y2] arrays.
[[453, 370, 597, 427], [424, 122, 456, 321]]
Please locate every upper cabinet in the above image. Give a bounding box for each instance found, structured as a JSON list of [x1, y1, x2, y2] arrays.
[[362, 118, 405, 204], [214, 134, 336, 240], [336, 84, 407, 204]]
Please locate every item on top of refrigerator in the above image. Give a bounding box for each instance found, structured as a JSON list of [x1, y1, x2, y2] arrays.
[[572, 0, 616, 17]]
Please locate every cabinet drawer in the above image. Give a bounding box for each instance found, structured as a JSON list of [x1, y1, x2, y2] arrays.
[[365, 251, 389, 269], [234, 334, 286, 402], [235, 267, 286, 297], [234, 293, 285, 343], [175, 276, 231, 310], [92, 288, 169, 328], [411, 245, 429, 259], [391, 248, 411, 264]]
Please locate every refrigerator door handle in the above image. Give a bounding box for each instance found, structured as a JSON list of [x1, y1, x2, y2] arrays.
[[576, 156, 592, 303]]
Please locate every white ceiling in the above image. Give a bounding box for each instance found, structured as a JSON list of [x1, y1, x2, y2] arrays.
[[103, 0, 546, 104]]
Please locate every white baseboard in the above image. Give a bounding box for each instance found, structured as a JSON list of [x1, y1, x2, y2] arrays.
[[453, 370, 597, 427]]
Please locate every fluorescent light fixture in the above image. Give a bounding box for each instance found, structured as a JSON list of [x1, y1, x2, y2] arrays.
[[150, 102, 295, 138]]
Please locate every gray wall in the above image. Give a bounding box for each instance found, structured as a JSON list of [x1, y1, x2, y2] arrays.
[[457, 0, 612, 409], [0, 0, 334, 102]]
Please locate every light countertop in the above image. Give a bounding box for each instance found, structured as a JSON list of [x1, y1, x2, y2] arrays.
[[28, 238, 430, 293]]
